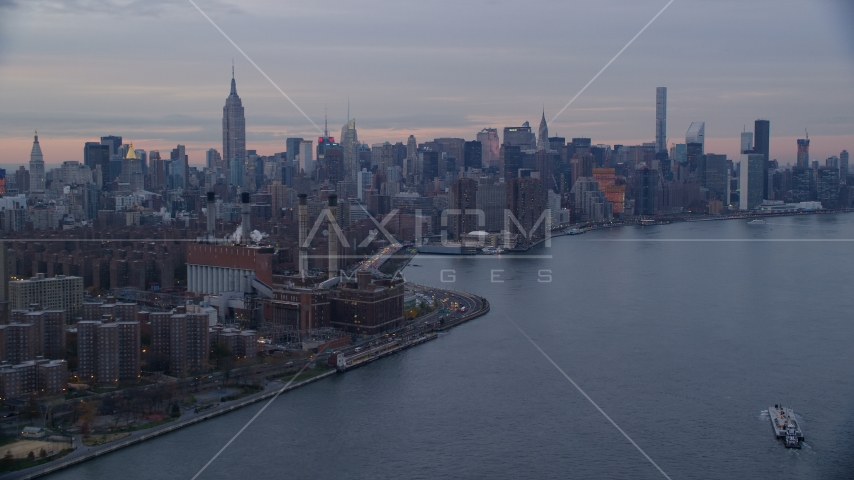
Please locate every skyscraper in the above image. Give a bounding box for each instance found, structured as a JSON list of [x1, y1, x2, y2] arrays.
[[476, 181, 506, 232], [230, 156, 244, 188], [740, 153, 765, 210], [29, 131, 45, 193], [501, 145, 523, 181], [121, 143, 144, 191], [506, 177, 547, 245], [536, 110, 549, 151], [85, 142, 111, 187], [206, 149, 222, 171], [817, 167, 840, 209], [286, 138, 304, 166], [222, 69, 246, 170], [100, 136, 123, 157], [405, 135, 417, 182], [450, 178, 478, 240], [797, 138, 810, 168], [753, 120, 770, 160], [170, 145, 187, 189], [753, 119, 770, 198], [840, 150, 849, 185], [340, 119, 359, 180], [655, 87, 667, 154], [299, 141, 314, 175], [704, 154, 728, 202], [634, 167, 660, 216], [740, 130, 753, 154], [463, 141, 483, 170], [503, 123, 535, 150], [477, 128, 500, 168], [686, 122, 705, 150]]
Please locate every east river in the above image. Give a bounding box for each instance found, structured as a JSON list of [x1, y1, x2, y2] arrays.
[[51, 213, 854, 479]]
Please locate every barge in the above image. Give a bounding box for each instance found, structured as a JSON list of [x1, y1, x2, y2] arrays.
[[769, 405, 804, 448]]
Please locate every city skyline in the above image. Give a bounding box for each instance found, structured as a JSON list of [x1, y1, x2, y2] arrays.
[[1, 0, 853, 165]]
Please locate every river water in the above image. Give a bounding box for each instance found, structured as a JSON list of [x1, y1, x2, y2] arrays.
[[51, 214, 854, 479]]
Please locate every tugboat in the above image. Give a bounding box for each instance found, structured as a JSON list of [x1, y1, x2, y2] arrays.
[[769, 405, 803, 448]]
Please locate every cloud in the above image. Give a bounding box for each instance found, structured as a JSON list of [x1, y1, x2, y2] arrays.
[[23, 0, 241, 17], [0, 0, 852, 166]]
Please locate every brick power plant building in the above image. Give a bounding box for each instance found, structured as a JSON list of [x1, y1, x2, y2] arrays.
[[188, 192, 405, 336]]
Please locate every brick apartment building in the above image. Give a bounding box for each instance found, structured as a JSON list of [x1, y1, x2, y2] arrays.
[[150, 311, 209, 376]]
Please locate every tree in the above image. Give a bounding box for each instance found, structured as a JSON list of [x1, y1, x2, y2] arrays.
[[26, 451, 34, 461], [24, 396, 40, 420], [170, 403, 180, 418], [221, 357, 235, 383], [210, 342, 233, 370], [3, 450, 13, 469], [76, 401, 96, 434], [38, 448, 46, 459]]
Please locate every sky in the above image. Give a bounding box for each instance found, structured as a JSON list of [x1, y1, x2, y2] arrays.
[[0, 0, 852, 168]]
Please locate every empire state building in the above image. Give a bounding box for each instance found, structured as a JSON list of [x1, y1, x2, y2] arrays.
[[222, 69, 246, 169]]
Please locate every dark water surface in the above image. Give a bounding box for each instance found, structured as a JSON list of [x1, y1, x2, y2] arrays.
[[52, 214, 854, 479]]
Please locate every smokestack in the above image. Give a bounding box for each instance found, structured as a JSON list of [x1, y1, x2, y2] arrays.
[[327, 194, 338, 279], [357, 269, 371, 290], [298, 194, 308, 277], [241, 192, 251, 244], [206, 192, 216, 241]]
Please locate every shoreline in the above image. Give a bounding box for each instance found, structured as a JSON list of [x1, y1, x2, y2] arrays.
[[528, 208, 854, 249], [569, 207, 854, 232], [3, 285, 490, 480], [3, 371, 335, 480]]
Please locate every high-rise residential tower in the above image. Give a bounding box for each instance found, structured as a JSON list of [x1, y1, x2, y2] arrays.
[[655, 87, 667, 154], [222, 68, 246, 169], [797, 137, 810, 168], [840, 150, 849, 184], [29, 131, 45, 193]]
